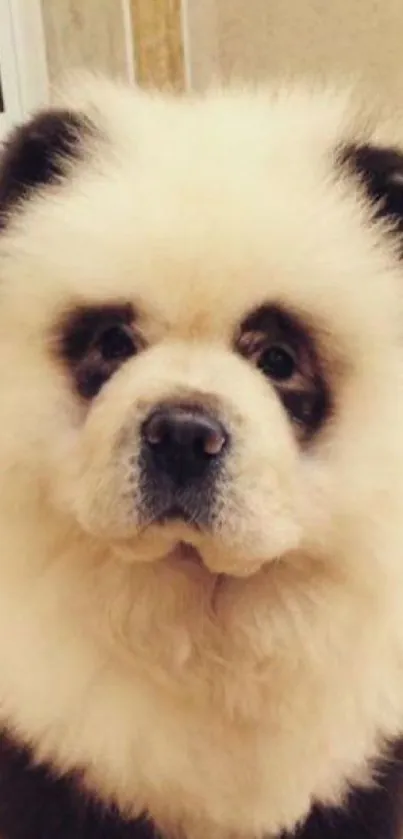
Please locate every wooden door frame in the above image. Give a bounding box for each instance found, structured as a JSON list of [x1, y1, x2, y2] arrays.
[[129, 0, 186, 90]]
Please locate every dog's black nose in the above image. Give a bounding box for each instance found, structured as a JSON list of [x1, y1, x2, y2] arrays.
[[142, 405, 228, 485]]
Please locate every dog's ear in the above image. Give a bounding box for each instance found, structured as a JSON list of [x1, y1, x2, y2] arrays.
[[0, 109, 93, 224], [340, 143, 403, 240]]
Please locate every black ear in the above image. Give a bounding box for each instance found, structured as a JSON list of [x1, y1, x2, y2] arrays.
[[340, 143, 403, 238], [0, 108, 92, 225]]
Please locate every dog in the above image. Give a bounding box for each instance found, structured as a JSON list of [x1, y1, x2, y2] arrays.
[[0, 76, 403, 839]]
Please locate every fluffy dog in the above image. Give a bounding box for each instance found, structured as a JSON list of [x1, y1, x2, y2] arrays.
[[0, 77, 403, 839]]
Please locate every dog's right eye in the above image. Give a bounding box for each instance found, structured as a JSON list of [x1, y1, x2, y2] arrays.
[[56, 303, 142, 400], [97, 325, 136, 363]]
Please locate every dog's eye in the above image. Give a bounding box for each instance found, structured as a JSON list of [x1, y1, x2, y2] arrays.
[[97, 325, 136, 362], [236, 305, 330, 441], [56, 303, 142, 400], [258, 345, 296, 382]]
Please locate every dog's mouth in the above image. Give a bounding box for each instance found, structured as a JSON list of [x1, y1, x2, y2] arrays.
[[154, 506, 208, 569], [143, 505, 207, 567], [115, 506, 267, 579], [170, 539, 204, 567]]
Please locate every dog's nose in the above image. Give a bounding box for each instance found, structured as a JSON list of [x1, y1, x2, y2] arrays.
[[142, 405, 228, 484]]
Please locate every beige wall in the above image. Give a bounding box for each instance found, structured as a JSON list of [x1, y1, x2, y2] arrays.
[[186, 0, 403, 104], [40, 0, 131, 85]]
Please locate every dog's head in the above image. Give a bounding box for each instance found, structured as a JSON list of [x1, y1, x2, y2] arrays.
[[1, 82, 403, 580], [1, 79, 403, 609]]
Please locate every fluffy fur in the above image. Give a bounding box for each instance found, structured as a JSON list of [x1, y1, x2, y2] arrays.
[[1, 76, 403, 839]]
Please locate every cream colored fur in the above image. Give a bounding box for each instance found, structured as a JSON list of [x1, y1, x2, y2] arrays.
[[0, 77, 403, 838]]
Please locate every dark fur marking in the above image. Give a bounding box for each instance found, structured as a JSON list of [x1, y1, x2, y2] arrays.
[[236, 305, 329, 439], [59, 304, 135, 363], [55, 303, 137, 399], [283, 740, 403, 839], [0, 731, 158, 839], [340, 143, 403, 250], [0, 108, 93, 225]]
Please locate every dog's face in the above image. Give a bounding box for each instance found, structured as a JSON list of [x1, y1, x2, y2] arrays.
[[1, 83, 402, 590]]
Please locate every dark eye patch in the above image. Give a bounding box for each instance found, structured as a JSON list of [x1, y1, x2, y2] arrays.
[[55, 303, 141, 399], [236, 306, 329, 441]]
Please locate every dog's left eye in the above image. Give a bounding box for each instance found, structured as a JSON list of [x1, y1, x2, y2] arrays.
[[236, 305, 330, 440], [97, 325, 136, 362], [257, 345, 296, 381]]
